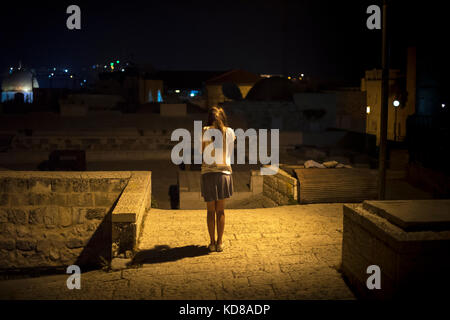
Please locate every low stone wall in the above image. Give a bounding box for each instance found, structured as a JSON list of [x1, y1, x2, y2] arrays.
[[263, 167, 298, 205], [342, 200, 450, 299], [178, 170, 263, 209], [0, 171, 151, 272], [11, 134, 175, 152], [111, 172, 151, 258]]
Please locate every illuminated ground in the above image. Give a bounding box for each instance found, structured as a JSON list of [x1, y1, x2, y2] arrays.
[[0, 204, 355, 300]]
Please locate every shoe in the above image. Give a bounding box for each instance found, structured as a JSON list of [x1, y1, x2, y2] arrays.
[[216, 242, 224, 252], [208, 242, 216, 252]]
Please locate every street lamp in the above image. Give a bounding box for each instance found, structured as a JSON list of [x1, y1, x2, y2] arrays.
[[393, 99, 399, 141]]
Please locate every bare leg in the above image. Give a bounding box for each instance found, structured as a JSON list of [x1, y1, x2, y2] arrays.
[[206, 201, 216, 245], [215, 199, 225, 246]]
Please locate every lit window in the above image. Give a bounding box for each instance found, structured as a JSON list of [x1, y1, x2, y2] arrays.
[[366, 106, 371, 114]]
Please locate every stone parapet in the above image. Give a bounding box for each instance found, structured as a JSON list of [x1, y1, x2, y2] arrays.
[[262, 166, 298, 205], [111, 171, 151, 258], [0, 170, 151, 272], [342, 200, 450, 299]]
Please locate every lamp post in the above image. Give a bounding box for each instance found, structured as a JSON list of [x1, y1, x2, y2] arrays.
[[378, 0, 390, 200]]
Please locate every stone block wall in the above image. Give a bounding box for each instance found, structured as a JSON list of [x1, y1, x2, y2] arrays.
[[0, 171, 130, 271], [263, 167, 298, 205], [11, 132, 175, 152], [342, 202, 450, 299], [112, 171, 152, 258]]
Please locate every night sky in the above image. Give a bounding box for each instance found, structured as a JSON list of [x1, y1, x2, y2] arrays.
[[0, 1, 444, 85]]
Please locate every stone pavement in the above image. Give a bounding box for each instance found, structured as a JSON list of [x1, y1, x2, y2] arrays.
[[0, 204, 355, 300]]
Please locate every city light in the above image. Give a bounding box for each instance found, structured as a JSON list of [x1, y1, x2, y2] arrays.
[[366, 106, 371, 114], [301, 73, 304, 77], [442, 104, 446, 108], [70, 75, 73, 78], [116, 60, 120, 64], [288, 76, 291, 80], [121, 68, 125, 72], [64, 69, 68, 73], [175, 89, 180, 93], [393, 100, 400, 107]]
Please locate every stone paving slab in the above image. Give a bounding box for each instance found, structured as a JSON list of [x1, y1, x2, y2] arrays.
[[0, 204, 354, 300]]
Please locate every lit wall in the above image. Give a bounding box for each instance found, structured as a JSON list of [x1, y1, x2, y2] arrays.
[[362, 73, 415, 144], [139, 79, 163, 104], [1, 91, 34, 103]]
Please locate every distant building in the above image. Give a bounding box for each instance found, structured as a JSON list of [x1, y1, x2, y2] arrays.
[[205, 69, 262, 108], [1, 68, 39, 103], [59, 93, 125, 116], [95, 70, 163, 107], [155, 70, 223, 109], [361, 47, 417, 144]]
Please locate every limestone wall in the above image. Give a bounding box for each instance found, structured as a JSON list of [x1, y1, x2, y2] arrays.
[[342, 201, 450, 299], [0, 171, 130, 271], [112, 171, 151, 258], [263, 167, 298, 205], [11, 133, 175, 152]]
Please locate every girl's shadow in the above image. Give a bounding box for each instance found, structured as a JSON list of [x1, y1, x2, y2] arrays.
[[129, 245, 209, 266]]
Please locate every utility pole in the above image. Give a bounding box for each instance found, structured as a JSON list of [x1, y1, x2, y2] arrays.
[[378, 0, 390, 200]]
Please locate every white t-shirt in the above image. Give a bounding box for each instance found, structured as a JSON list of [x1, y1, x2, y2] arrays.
[[200, 126, 236, 174]]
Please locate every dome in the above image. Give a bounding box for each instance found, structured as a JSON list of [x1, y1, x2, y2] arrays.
[[2, 69, 39, 92], [245, 76, 302, 101]]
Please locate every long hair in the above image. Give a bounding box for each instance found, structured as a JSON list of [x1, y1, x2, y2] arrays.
[[207, 106, 228, 133]]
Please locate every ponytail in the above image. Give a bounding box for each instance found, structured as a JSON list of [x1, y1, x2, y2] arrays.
[[207, 106, 228, 133]]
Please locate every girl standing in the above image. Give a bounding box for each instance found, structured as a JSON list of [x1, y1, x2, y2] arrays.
[[200, 106, 235, 252]]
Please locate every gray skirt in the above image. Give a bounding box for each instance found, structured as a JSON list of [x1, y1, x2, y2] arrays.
[[201, 172, 233, 202]]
